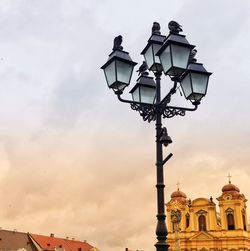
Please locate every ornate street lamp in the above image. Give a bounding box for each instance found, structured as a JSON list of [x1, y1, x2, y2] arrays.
[[101, 35, 137, 93], [156, 21, 195, 77], [101, 21, 212, 251], [180, 61, 212, 102], [130, 69, 156, 104], [141, 22, 166, 72]]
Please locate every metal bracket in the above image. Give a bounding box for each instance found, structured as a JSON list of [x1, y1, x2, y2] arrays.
[[116, 93, 198, 123], [162, 153, 173, 166]]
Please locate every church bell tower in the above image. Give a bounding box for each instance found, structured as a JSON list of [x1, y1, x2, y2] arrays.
[[217, 177, 248, 231]]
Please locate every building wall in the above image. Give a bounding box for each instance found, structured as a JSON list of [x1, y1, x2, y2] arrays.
[[166, 183, 249, 251]]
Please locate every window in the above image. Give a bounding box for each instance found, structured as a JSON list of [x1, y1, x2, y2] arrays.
[[227, 213, 235, 230], [186, 213, 190, 228], [242, 214, 247, 231], [198, 215, 206, 231]]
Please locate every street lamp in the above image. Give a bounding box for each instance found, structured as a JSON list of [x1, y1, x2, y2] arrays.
[[141, 22, 166, 72], [101, 35, 137, 93], [101, 21, 212, 251], [130, 74, 156, 104], [156, 33, 195, 76], [180, 61, 212, 102]]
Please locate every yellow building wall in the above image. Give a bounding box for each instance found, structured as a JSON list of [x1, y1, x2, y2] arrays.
[[166, 187, 249, 251]]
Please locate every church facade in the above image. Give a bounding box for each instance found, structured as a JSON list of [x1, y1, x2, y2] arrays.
[[166, 180, 250, 251]]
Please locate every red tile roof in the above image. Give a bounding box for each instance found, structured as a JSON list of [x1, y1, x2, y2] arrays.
[[30, 234, 96, 251]]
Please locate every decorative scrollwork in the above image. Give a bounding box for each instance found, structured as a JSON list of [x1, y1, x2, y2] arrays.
[[130, 103, 190, 122], [161, 94, 171, 107], [162, 107, 186, 118], [131, 104, 156, 122]]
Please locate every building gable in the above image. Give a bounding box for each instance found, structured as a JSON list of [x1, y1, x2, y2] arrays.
[[189, 231, 215, 240], [0, 229, 38, 251]]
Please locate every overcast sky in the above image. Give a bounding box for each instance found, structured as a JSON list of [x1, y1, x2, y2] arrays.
[[0, 1, 250, 251]]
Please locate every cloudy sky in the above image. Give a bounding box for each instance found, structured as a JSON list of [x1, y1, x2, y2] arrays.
[[0, 0, 250, 250]]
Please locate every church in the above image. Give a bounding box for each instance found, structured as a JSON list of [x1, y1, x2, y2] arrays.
[[166, 178, 250, 251]]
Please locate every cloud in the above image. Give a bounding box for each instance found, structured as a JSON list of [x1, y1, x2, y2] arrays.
[[0, 1, 250, 251]]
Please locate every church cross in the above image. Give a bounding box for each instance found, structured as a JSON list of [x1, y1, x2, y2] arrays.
[[176, 181, 180, 191], [227, 173, 232, 184]]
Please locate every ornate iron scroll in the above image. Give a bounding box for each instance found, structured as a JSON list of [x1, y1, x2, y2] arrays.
[[130, 104, 156, 122]]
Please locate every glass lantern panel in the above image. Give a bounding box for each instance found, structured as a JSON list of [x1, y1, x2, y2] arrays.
[[152, 44, 162, 64], [104, 61, 116, 87], [116, 60, 133, 85], [171, 44, 190, 69], [159, 45, 171, 74], [140, 86, 156, 104], [131, 87, 140, 102], [180, 74, 192, 99], [191, 73, 209, 96], [144, 45, 154, 70]]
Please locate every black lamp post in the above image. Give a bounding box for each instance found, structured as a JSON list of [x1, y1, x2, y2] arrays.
[[101, 21, 212, 251]]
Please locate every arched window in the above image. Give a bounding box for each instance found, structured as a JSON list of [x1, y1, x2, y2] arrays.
[[242, 214, 246, 231], [227, 213, 235, 230], [186, 213, 190, 228], [198, 215, 206, 231]]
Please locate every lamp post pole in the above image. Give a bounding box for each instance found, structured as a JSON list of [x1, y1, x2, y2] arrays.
[[154, 71, 169, 251], [101, 21, 212, 251]]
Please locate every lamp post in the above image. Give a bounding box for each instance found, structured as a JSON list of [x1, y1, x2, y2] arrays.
[[101, 21, 212, 251]]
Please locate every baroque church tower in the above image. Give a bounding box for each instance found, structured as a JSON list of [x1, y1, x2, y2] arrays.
[[217, 179, 248, 231], [166, 180, 249, 251]]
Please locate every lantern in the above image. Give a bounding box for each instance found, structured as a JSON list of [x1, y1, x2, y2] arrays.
[[101, 50, 137, 93], [130, 75, 156, 104], [156, 33, 195, 76], [180, 62, 212, 102], [141, 34, 166, 72]]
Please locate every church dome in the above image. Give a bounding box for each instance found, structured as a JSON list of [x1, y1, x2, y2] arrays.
[[171, 189, 187, 201], [222, 182, 240, 194]]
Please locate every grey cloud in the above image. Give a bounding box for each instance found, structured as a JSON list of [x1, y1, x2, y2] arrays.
[[0, 1, 250, 251]]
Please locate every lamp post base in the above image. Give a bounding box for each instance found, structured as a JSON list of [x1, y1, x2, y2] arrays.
[[155, 242, 170, 251]]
